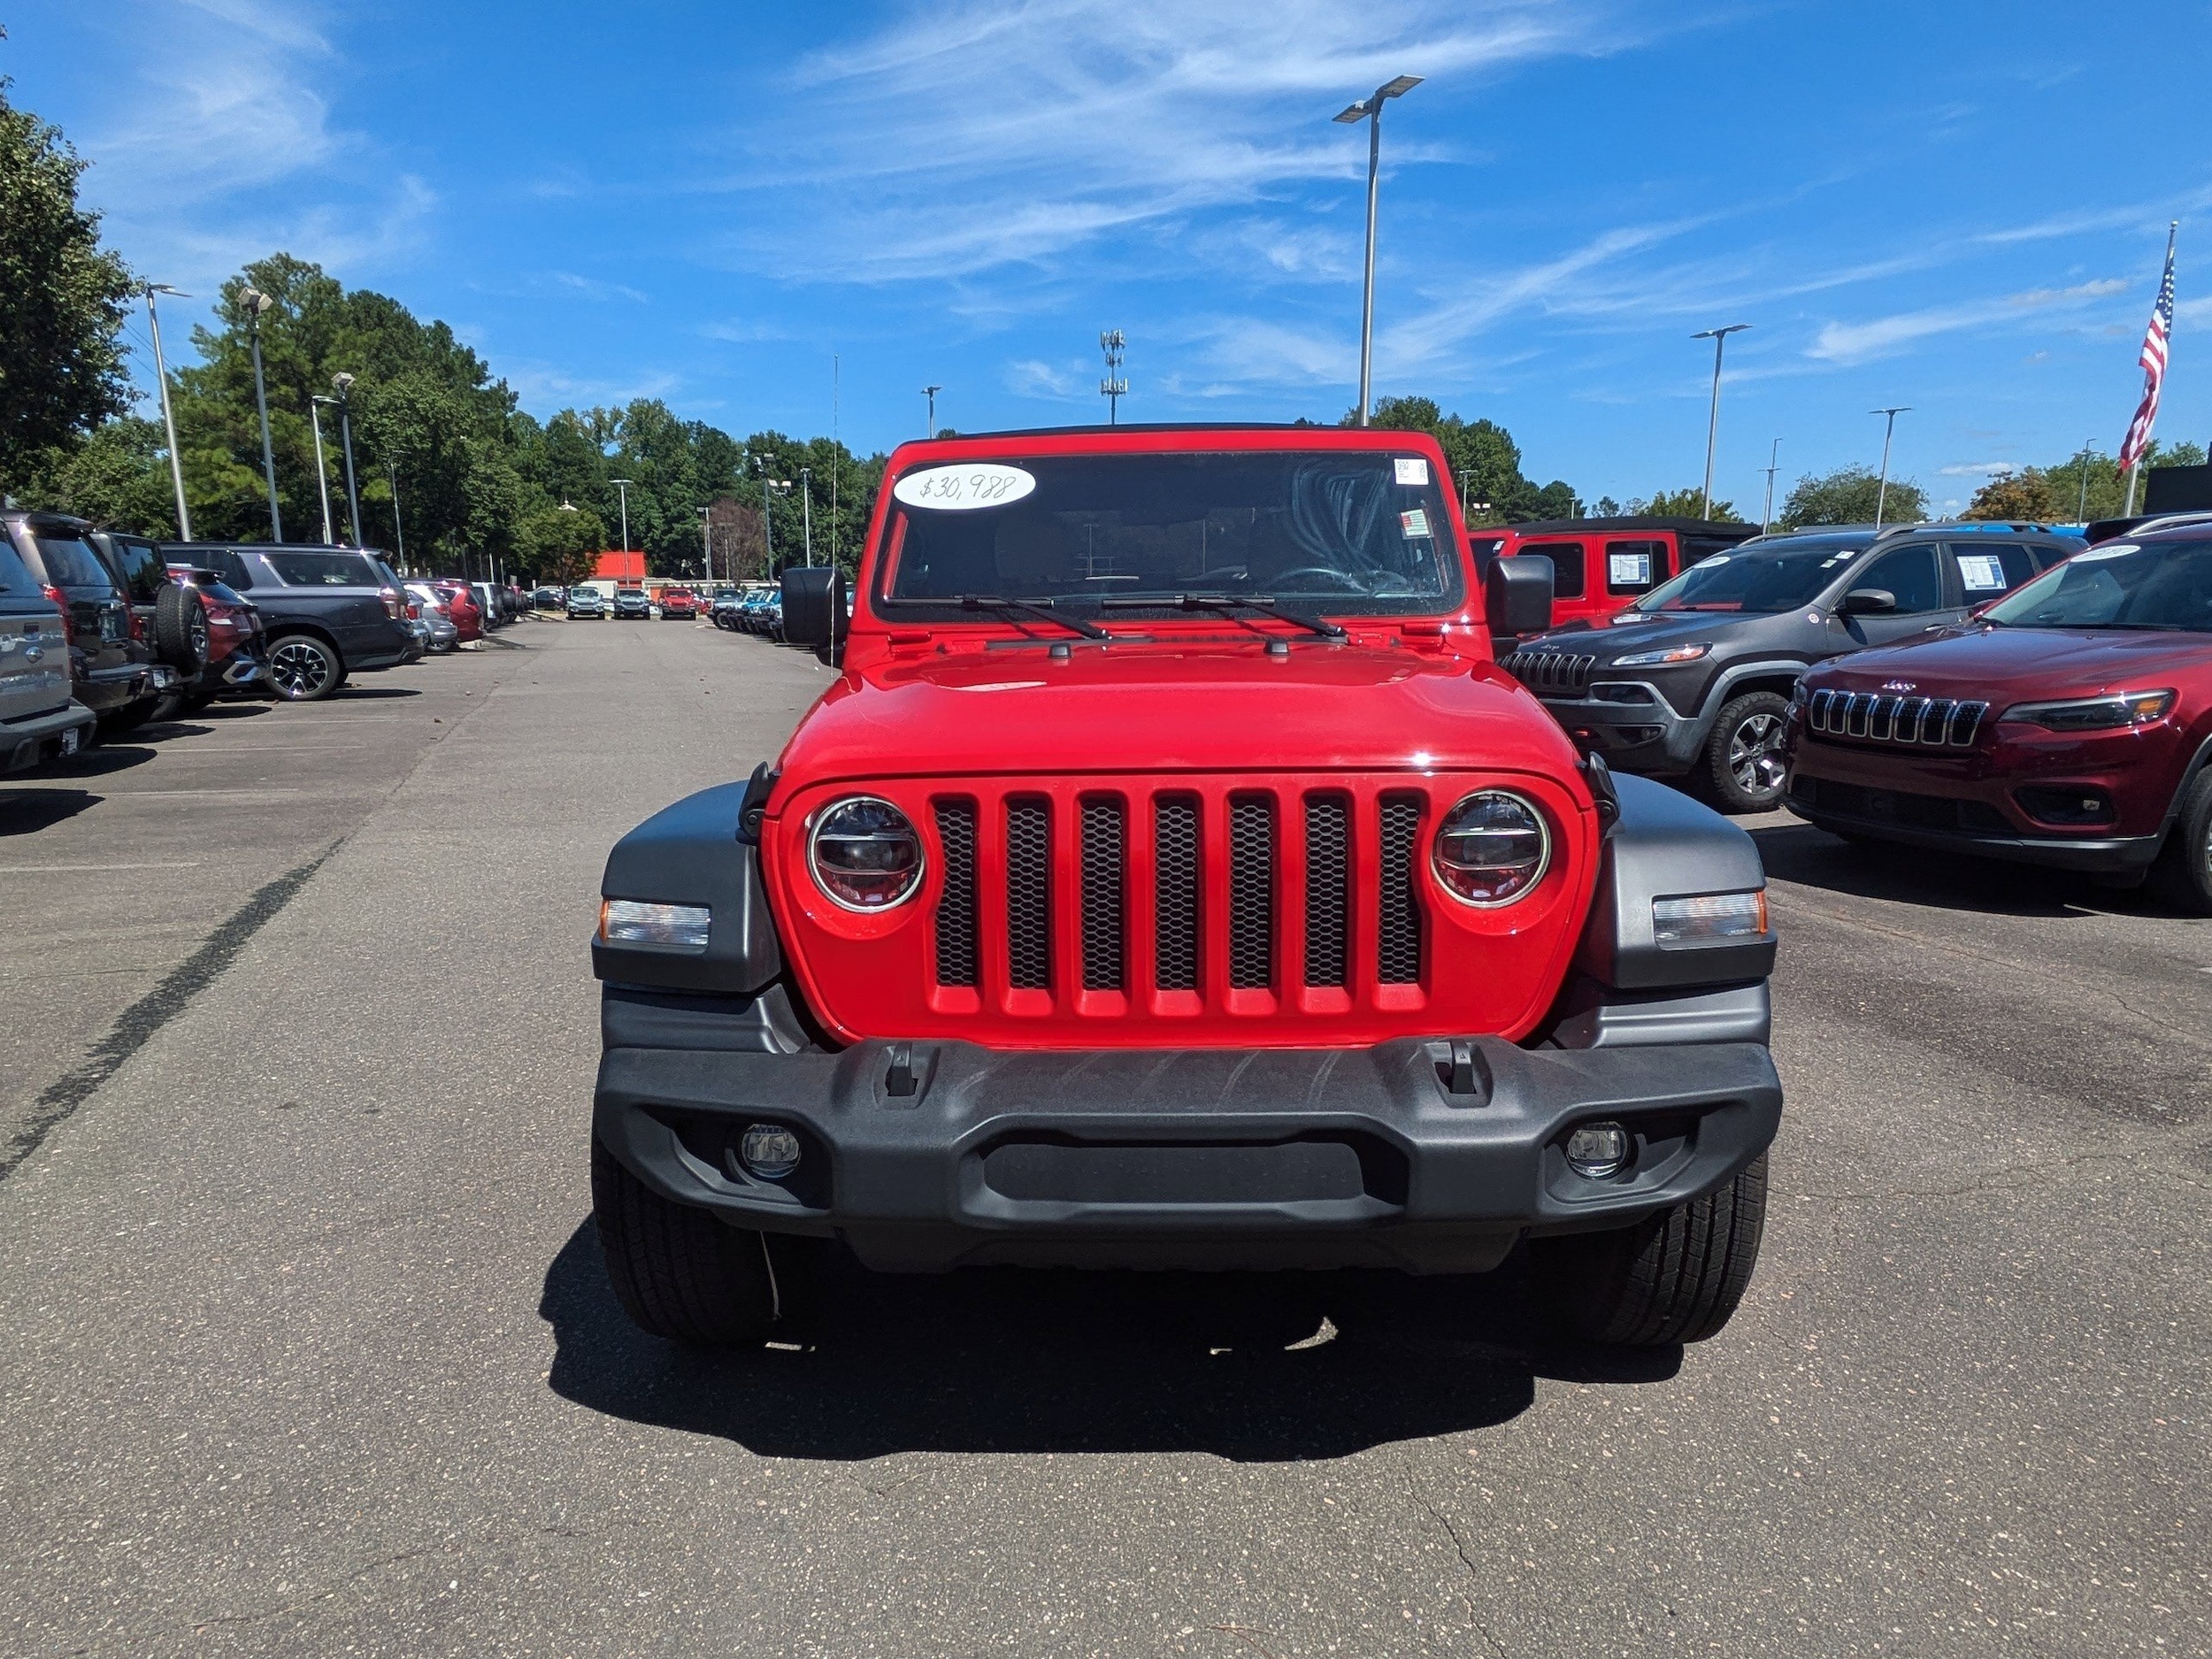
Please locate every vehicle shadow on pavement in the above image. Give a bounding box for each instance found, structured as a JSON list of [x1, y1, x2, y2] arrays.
[[539, 1220, 1679, 1461], [1753, 821, 2162, 918], [46, 745, 158, 780], [0, 788, 103, 834], [327, 685, 422, 700]]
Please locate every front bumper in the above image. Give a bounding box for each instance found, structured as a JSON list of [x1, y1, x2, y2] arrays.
[[3, 699, 96, 772], [1532, 682, 1707, 774], [595, 1033, 1781, 1274]]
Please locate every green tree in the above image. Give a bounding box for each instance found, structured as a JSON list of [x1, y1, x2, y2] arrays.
[[513, 500, 608, 578], [12, 416, 179, 531], [1635, 487, 1743, 522], [1356, 396, 1578, 524], [1993, 440, 2207, 523], [0, 66, 138, 489], [1963, 470, 2062, 521], [1779, 465, 1928, 527]]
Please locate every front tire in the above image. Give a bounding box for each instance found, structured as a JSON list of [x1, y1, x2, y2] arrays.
[[2149, 770, 2212, 916], [267, 633, 342, 702], [591, 1137, 789, 1346], [1533, 1153, 1769, 1346], [1703, 693, 1791, 812]]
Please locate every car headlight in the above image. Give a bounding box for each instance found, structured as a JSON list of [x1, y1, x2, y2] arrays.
[[809, 795, 925, 910], [598, 898, 711, 950], [1652, 890, 1767, 945], [1432, 790, 1549, 907], [2000, 689, 2174, 731], [1610, 642, 1710, 668]]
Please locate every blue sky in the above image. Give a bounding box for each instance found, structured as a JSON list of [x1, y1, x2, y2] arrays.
[[9, 0, 2211, 512]]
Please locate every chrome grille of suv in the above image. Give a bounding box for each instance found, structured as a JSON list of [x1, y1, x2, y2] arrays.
[[1501, 649, 1598, 695], [1806, 689, 1988, 748]]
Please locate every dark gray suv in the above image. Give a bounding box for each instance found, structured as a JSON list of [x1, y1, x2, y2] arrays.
[[163, 544, 419, 702], [1504, 525, 2082, 810]]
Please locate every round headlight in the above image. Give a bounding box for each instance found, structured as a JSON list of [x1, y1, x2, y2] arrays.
[[809, 795, 925, 910], [1432, 790, 1549, 907]]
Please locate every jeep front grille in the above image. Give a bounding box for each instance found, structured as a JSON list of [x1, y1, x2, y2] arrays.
[[1501, 649, 1598, 695], [1806, 689, 1987, 748], [922, 777, 1442, 1014]]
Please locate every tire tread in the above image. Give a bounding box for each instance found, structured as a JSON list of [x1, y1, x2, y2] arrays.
[[590, 1138, 779, 1346]]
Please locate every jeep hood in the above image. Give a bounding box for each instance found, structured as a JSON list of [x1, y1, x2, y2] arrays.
[[1809, 625, 2212, 700], [775, 642, 1580, 782]]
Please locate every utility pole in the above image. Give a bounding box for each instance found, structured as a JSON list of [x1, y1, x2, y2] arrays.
[[309, 396, 337, 543], [831, 354, 841, 573], [241, 288, 283, 541], [700, 506, 712, 583], [1692, 324, 1751, 518], [610, 478, 633, 556], [1760, 438, 1782, 532], [1333, 75, 1422, 426], [2077, 439, 2096, 522], [385, 460, 406, 566], [332, 374, 364, 548], [144, 284, 192, 539], [1099, 329, 1127, 423], [921, 385, 941, 438], [1870, 406, 1910, 528], [801, 466, 814, 566]]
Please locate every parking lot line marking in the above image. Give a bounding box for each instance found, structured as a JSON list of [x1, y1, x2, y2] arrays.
[[90, 788, 312, 798], [0, 862, 205, 872]]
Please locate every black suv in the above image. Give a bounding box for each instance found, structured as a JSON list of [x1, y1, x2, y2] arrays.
[[162, 544, 419, 702], [1504, 525, 2082, 810], [88, 531, 219, 722]]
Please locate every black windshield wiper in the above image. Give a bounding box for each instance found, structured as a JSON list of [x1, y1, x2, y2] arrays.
[[1099, 592, 1347, 641], [953, 594, 1110, 640]]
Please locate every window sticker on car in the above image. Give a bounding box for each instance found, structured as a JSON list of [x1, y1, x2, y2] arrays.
[[1394, 457, 1429, 486], [1820, 555, 1850, 568], [1609, 550, 1652, 587], [1957, 553, 2008, 591], [893, 464, 1038, 511], [2074, 544, 2138, 561], [1399, 508, 1431, 539]]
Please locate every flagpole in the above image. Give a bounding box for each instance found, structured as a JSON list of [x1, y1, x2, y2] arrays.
[[2123, 219, 2178, 518]]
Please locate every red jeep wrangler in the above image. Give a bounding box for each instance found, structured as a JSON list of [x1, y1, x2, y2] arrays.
[[1494, 516, 1762, 634], [658, 586, 703, 620], [590, 426, 1781, 1348]]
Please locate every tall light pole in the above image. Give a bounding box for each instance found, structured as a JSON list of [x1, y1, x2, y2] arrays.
[[332, 373, 364, 548], [800, 466, 814, 566], [1692, 323, 1751, 518], [2076, 438, 2097, 523], [609, 478, 633, 556], [309, 396, 337, 543], [384, 460, 406, 567], [1760, 438, 1782, 532], [1870, 406, 1910, 528], [700, 505, 713, 583], [1099, 330, 1126, 424], [1333, 74, 1422, 427], [240, 287, 283, 542], [921, 385, 941, 438], [753, 452, 787, 577], [143, 284, 192, 539]]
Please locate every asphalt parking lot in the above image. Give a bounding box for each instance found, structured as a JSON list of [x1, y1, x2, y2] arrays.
[[1, 617, 2206, 1657]]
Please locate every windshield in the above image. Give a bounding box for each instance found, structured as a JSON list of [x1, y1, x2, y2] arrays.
[[879, 449, 1464, 618], [1631, 537, 1868, 616], [1982, 539, 2212, 633]]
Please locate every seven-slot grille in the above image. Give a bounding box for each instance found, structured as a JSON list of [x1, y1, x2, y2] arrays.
[[1806, 689, 1988, 748], [928, 782, 1431, 1005], [1501, 649, 1598, 695]]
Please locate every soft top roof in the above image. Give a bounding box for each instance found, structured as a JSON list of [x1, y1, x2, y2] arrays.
[[1505, 516, 1763, 537]]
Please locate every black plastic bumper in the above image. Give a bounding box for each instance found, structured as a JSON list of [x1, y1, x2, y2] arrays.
[[1786, 798, 2165, 872], [594, 1033, 1781, 1274]]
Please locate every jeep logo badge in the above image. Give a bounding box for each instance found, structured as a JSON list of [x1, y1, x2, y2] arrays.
[[1882, 680, 1916, 692]]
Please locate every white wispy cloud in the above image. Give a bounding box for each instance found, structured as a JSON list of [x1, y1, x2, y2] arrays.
[[1937, 461, 2018, 477], [1808, 278, 2130, 365], [1005, 358, 1087, 398], [734, 0, 1624, 280]]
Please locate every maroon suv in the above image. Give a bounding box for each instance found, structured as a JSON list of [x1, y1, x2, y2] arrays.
[[1785, 519, 2212, 911]]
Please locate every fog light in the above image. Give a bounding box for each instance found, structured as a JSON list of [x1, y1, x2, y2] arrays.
[[739, 1124, 802, 1181], [1564, 1122, 1630, 1179], [599, 898, 710, 949]]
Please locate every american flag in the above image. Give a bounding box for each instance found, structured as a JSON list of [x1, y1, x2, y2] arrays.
[[2118, 224, 2177, 473]]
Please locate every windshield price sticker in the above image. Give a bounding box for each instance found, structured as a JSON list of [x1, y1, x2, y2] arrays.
[[893, 464, 1038, 511], [2075, 544, 2137, 561], [1609, 551, 1652, 587], [1400, 508, 1432, 539], [1958, 553, 2007, 592], [1394, 457, 1430, 486]]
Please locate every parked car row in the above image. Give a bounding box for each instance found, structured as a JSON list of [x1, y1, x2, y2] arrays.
[[2, 509, 534, 776], [1502, 512, 2212, 911]]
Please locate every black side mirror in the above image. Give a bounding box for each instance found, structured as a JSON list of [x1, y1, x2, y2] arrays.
[[1839, 588, 1896, 615], [1486, 555, 1554, 636], [780, 566, 847, 650]]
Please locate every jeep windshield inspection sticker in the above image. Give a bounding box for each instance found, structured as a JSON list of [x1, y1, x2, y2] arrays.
[[1394, 457, 1430, 485], [1400, 509, 1432, 538], [894, 464, 1038, 511]]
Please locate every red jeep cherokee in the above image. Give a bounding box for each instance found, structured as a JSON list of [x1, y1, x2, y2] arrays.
[[1786, 519, 2212, 910], [590, 426, 1782, 1348]]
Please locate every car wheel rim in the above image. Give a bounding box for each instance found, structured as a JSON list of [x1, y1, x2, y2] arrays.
[[189, 612, 209, 659], [271, 640, 332, 698], [1728, 713, 1786, 795]]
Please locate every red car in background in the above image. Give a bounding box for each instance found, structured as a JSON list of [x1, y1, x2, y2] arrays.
[[1786, 518, 2212, 911], [157, 565, 269, 712], [432, 579, 484, 642], [657, 586, 703, 619], [1492, 517, 1763, 634]]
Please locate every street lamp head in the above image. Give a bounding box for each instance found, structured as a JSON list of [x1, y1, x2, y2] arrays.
[[240, 287, 273, 317], [311, 394, 337, 407], [332, 372, 355, 396], [1870, 405, 1912, 418], [1692, 323, 1752, 341], [558, 500, 579, 513], [146, 283, 191, 298], [1377, 74, 1423, 99], [1333, 100, 1370, 124]]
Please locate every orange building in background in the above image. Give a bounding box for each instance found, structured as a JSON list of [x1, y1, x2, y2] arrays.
[[593, 551, 646, 582]]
